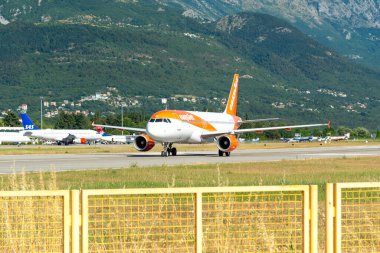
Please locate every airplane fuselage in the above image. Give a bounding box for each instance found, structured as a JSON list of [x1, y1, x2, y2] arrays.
[[0, 132, 31, 144], [146, 110, 241, 143], [26, 129, 101, 142]]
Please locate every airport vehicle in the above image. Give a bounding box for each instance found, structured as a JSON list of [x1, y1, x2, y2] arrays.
[[93, 74, 328, 156], [20, 113, 102, 145]]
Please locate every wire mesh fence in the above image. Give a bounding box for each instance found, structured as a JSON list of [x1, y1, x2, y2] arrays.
[[82, 186, 313, 253], [202, 191, 305, 252], [0, 191, 70, 252], [85, 193, 196, 252], [326, 182, 380, 253], [340, 186, 380, 252]]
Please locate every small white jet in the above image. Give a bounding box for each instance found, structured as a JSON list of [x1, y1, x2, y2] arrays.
[[327, 133, 350, 141], [95, 126, 135, 144], [20, 114, 103, 145], [94, 73, 329, 156]]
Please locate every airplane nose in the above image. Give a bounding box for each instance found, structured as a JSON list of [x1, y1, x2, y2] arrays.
[[146, 122, 165, 140]]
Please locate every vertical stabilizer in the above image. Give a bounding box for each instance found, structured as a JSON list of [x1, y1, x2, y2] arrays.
[[224, 73, 239, 115], [20, 113, 39, 130]]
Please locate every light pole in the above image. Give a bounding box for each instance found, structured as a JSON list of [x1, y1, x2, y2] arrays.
[[40, 96, 43, 129], [121, 102, 126, 135]]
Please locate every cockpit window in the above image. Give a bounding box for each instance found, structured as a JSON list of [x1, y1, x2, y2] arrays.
[[150, 118, 171, 123]]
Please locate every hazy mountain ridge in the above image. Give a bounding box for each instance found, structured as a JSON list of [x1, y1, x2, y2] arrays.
[[161, 0, 380, 68]]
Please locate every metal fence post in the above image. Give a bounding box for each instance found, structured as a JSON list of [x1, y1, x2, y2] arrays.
[[326, 183, 334, 253], [82, 191, 89, 253], [310, 185, 318, 253], [71, 190, 80, 253], [334, 184, 341, 253]]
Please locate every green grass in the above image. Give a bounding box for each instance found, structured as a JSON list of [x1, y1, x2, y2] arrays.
[[2, 156, 380, 200]]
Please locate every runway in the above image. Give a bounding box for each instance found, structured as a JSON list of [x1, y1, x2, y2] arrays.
[[0, 145, 380, 173]]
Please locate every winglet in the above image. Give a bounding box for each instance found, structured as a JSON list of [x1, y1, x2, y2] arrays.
[[20, 113, 39, 130], [224, 73, 239, 116]]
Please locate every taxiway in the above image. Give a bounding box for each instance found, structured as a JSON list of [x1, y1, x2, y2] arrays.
[[0, 145, 379, 173]]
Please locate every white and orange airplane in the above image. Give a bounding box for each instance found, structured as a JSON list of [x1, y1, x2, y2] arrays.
[[93, 74, 328, 156]]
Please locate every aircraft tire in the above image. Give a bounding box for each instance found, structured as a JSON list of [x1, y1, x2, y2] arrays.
[[225, 152, 230, 157], [171, 148, 177, 156], [218, 150, 223, 157]]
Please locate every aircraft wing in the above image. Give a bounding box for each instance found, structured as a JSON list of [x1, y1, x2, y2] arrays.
[[239, 118, 279, 123], [92, 123, 146, 133], [201, 123, 328, 138], [234, 123, 328, 134]]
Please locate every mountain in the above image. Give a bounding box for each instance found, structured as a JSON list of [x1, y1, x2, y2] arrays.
[[0, 1, 380, 129], [163, 0, 380, 69]]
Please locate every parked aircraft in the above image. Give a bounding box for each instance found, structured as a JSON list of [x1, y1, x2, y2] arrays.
[[281, 134, 314, 143], [20, 114, 102, 145], [328, 133, 350, 141], [96, 126, 135, 144], [93, 74, 328, 156], [0, 132, 31, 145]]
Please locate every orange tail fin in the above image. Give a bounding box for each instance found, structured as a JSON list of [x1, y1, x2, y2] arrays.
[[224, 73, 239, 115]]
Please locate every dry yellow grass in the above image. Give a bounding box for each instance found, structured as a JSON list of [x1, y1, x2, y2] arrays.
[[0, 156, 379, 251], [0, 172, 63, 252]]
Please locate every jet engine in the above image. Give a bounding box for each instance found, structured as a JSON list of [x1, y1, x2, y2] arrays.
[[134, 134, 155, 152], [73, 138, 87, 144], [217, 134, 238, 152]]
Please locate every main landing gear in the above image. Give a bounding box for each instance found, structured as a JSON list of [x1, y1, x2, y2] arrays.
[[218, 150, 230, 157], [161, 143, 177, 157]]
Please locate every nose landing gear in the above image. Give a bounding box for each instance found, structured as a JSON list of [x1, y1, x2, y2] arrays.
[[218, 150, 230, 157], [161, 143, 177, 157]]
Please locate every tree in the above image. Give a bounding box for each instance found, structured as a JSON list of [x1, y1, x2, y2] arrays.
[[54, 111, 75, 129], [352, 127, 370, 139], [337, 127, 352, 136], [3, 111, 20, 127]]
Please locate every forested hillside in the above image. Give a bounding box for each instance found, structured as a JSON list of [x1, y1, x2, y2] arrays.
[[0, 1, 380, 128]]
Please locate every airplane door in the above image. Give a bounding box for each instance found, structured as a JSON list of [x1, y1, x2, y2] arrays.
[[175, 114, 183, 141]]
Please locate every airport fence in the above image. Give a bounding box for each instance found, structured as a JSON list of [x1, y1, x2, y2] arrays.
[[326, 182, 380, 253], [81, 186, 317, 253], [1, 183, 379, 252], [0, 190, 70, 252]]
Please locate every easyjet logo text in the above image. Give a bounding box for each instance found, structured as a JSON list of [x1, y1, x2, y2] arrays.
[[179, 114, 195, 121], [229, 78, 238, 111]]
